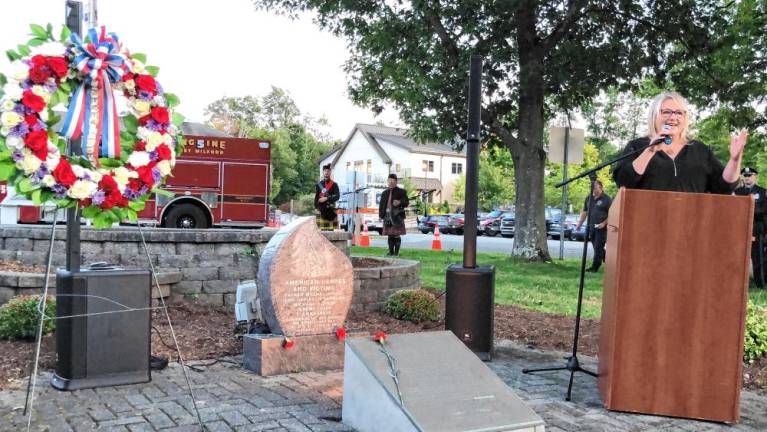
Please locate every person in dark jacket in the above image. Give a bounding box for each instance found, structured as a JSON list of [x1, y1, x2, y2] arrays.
[[314, 164, 340, 231], [612, 91, 748, 194], [379, 173, 409, 256], [734, 166, 767, 288], [575, 180, 612, 272]]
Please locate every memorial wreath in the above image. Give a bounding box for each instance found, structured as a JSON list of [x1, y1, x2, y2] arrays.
[[0, 24, 183, 228]]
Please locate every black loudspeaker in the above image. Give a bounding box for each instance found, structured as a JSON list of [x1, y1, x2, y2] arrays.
[[445, 264, 495, 361], [52, 267, 151, 390]]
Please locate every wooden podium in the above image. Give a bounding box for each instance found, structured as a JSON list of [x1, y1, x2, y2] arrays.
[[598, 188, 752, 422]]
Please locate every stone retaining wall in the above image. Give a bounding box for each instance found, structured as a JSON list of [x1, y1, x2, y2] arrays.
[[351, 257, 420, 313], [0, 226, 349, 306]]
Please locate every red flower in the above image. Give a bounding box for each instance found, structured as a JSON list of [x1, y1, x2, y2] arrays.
[[30, 55, 47, 67], [24, 114, 39, 127], [156, 144, 172, 161], [29, 66, 50, 84], [135, 164, 156, 187], [373, 331, 387, 343], [24, 130, 48, 160], [134, 141, 146, 151], [22, 90, 46, 112], [80, 198, 92, 208], [150, 106, 169, 124], [282, 337, 295, 349], [99, 175, 118, 193], [138, 114, 151, 126], [335, 327, 347, 341], [52, 159, 77, 187], [46, 56, 69, 78], [128, 178, 143, 192], [135, 74, 157, 94], [101, 189, 127, 209], [121, 72, 135, 82]]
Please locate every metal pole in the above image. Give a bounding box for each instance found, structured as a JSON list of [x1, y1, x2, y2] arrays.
[[463, 55, 482, 269], [559, 127, 569, 260], [64, 1, 84, 272]]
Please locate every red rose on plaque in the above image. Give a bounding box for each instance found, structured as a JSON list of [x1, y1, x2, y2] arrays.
[[21, 90, 46, 112], [52, 159, 77, 187], [135, 74, 157, 94], [373, 331, 387, 343], [150, 106, 169, 124], [282, 337, 295, 349], [335, 327, 347, 341]]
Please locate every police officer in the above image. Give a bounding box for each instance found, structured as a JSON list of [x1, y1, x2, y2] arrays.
[[734, 167, 767, 288], [575, 180, 612, 272]]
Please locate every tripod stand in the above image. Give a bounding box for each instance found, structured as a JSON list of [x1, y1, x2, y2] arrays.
[[522, 137, 667, 401]]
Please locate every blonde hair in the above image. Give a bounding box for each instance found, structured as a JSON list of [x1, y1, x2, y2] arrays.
[[646, 91, 691, 139]]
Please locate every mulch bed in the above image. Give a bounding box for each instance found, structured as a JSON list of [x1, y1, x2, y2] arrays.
[[1, 300, 764, 395]]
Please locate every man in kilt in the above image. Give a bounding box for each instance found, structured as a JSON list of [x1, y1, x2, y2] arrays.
[[379, 173, 409, 256], [315, 164, 340, 231]]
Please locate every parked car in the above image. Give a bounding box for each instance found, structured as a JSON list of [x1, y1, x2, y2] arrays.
[[418, 215, 450, 234], [481, 210, 511, 237], [570, 223, 588, 241], [500, 212, 516, 238], [547, 210, 578, 240], [446, 213, 465, 235]]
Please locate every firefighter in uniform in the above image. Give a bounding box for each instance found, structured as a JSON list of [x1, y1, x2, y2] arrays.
[[734, 166, 767, 288], [314, 164, 340, 231]]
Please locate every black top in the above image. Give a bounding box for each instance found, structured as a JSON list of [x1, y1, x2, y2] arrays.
[[734, 184, 767, 235], [314, 179, 340, 220], [379, 187, 409, 221], [612, 138, 736, 194], [583, 193, 612, 225]]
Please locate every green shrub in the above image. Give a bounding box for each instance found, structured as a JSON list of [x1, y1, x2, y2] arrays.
[[0, 295, 56, 340], [384, 289, 440, 323], [745, 300, 767, 363]]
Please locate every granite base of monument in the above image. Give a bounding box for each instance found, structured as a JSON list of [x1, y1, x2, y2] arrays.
[[243, 331, 366, 376], [342, 331, 545, 432]]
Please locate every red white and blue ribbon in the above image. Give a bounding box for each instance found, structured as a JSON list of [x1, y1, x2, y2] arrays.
[[60, 27, 131, 160]]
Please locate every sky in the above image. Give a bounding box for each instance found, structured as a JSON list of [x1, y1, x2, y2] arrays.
[[0, 0, 403, 141]]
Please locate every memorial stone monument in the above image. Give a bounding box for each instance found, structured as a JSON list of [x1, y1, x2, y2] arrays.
[[243, 217, 356, 375]]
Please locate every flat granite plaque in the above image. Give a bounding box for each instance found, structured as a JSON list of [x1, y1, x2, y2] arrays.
[[257, 216, 353, 336], [342, 331, 545, 432]]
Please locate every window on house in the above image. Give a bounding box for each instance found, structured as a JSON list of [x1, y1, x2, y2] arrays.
[[346, 162, 351, 171], [395, 163, 401, 173], [452, 163, 463, 175], [367, 160, 372, 182], [422, 160, 434, 173]]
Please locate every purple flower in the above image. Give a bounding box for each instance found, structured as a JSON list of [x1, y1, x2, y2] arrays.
[[91, 191, 106, 205], [10, 122, 30, 137], [149, 150, 158, 161], [12, 150, 24, 162], [123, 187, 144, 199], [145, 119, 165, 131], [52, 184, 67, 198], [152, 167, 162, 183], [138, 90, 153, 101]]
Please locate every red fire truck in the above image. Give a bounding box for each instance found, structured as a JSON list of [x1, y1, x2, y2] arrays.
[[0, 134, 272, 228], [137, 135, 271, 228]]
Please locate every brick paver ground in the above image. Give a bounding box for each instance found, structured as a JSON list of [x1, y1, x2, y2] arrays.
[[1, 341, 765, 431]]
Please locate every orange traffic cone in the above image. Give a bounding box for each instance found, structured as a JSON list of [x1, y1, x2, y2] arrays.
[[431, 224, 442, 250], [359, 222, 371, 247]]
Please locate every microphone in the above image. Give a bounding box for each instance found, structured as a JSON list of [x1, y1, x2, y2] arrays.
[[653, 124, 673, 145]]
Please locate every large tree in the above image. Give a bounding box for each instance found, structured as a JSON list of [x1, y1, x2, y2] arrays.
[[253, 1, 756, 259]]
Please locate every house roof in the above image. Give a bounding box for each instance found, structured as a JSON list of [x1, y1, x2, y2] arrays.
[[407, 176, 443, 191], [181, 122, 231, 137], [317, 144, 342, 163], [330, 123, 465, 168]]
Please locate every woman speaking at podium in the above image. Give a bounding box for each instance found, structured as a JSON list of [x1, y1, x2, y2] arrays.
[[613, 91, 748, 193]]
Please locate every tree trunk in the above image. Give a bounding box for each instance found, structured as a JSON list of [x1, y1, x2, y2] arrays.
[[510, 3, 550, 261]]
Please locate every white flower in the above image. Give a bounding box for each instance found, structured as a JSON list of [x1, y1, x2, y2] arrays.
[[1, 111, 23, 128], [39, 109, 49, 122], [157, 160, 172, 176], [8, 61, 29, 81], [132, 99, 151, 116], [41, 175, 56, 187], [71, 164, 85, 178], [31, 85, 50, 103], [16, 150, 42, 174], [112, 166, 136, 191], [127, 151, 150, 167], [162, 133, 174, 145], [67, 180, 97, 200], [0, 127, 9, 136], [87, 169, 102, 182], [30, 41, 66, 57], [6, 135, 24, 150], [152, 95, 165, 107], [131, 60, 146, 74], [124, 80, 136, 91], [146, 132, 164, 151], [136, 126, 151, 141], [45, 153, 60, 170], [3, 84, 23, 101], [1, 98, 16, 111]]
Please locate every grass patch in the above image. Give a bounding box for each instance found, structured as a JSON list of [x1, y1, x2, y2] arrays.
[[351, 246, 767, 319]]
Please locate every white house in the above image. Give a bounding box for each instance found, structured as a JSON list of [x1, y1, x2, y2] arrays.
[[317, 124, 467, 214]]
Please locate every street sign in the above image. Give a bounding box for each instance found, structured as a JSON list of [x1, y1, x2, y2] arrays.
[[548, 126, 585, 164]]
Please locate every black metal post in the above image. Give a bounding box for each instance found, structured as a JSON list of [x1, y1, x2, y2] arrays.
[[64, 4, 83, 272], [463, 55, 482, 268]]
